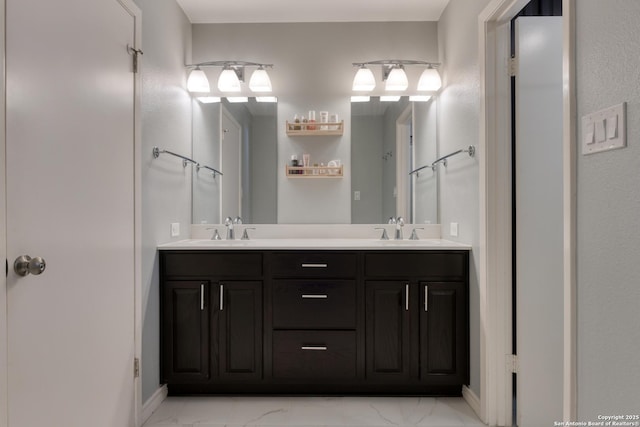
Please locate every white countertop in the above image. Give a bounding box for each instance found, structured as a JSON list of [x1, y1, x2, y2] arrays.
[[158, 238, 471, 250]]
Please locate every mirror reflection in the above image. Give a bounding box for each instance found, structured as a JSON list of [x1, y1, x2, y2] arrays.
[[192, 98, 277, 225], [351, 96, 438, 225]]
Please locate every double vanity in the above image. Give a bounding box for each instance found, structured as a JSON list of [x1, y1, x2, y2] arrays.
[[158, 226, 470, 396]]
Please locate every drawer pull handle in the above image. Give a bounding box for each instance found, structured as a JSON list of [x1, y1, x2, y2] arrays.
[[301, 263, 328, 268], [301, 346, 327, 351], [219, 284, 224, 311], [200, 284, 205, 311], [301, 294, 328, 299]]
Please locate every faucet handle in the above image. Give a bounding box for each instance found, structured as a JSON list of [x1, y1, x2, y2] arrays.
[[224, 217, 233, 226], [374, 227, 389, 240], [233, 216, 243, 225], [409, 227, 424, 240], [206, 227, 222, 240], [241, 227, 256, 240]]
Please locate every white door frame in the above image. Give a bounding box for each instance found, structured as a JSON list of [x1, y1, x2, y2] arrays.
[[396, 103, 413, 221], [478, 0, 576, 424], [0, 1, 142, 426]]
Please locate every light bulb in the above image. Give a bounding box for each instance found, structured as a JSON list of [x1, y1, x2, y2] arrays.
[[249, 68, 272, 92], [217, 68, 241, 92], [187, 68, 210, 93], [352, 66, 376, 91], [385, 66, 408, 91], [417, 67, 442, 91]]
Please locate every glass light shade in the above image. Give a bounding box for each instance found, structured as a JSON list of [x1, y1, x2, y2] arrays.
[[217, 68, 241, 92], [187, 68, 210, 93], [417, 67, 442, 91], [249, 68, 272, 92], [385, 67, 408, 91], [352, 67, 376, 91]]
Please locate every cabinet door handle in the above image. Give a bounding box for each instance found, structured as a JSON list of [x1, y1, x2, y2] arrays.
[[405, 284, 409, 311], [424, 285, 429, 312], [301, 263, 328, 268], [219, 284, 224, 311], [301, 294, 328, 299], [200, 284, 205, 311], [301, 346, 327, 351]]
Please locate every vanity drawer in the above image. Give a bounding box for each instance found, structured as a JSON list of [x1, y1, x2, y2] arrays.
[[272, 280, 356, 329], [270, 252, 357, 278], [162, 251, 263, 278], [364, 251, 467, 279], [272, 330, 357, 379]]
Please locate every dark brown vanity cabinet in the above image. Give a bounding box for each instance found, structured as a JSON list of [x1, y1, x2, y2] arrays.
[[160, 249, 468, 394], [364, 252, 469, 387], [161, 252, 263, 386]]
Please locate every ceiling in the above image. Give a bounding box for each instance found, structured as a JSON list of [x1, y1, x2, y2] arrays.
[[176, 0, 450, 24]]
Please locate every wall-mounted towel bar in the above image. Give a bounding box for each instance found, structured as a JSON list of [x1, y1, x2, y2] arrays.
[[152, 146, 223, 178], [409, 145, 476, 176]]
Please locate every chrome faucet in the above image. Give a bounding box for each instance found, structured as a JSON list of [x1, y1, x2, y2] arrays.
[[224, 217, 235, 240], [394, 217, 405, 240]]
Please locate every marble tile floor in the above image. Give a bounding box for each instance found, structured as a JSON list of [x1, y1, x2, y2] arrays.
[[143, 396, 486, 427]]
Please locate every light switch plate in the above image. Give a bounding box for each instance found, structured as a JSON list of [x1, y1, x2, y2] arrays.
[[354, 190, 361, 201], [450, 222, 459, 237], [582, 102, 626, 155], [170, 222, 180, 237]]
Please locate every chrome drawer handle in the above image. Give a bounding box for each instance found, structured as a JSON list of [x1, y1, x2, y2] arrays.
[[301, 346, 327, 351], [301, 294, 328, 299], [301, 263, 328, 268]]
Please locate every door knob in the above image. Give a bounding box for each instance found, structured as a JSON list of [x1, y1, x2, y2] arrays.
[[14, 255, 46, 277]]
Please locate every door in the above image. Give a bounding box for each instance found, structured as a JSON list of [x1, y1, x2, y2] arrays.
[[5, 0, 138, 425], [514, 16, 564, 426], [420, 282, 467, 385], [218, 281, 263, 381], [365, 281, 411, 381], [220, 108, 242, 220], [162, 281, 211, 383]]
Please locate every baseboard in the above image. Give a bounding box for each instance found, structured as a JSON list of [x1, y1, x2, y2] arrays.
[[142, 385, 168, 424], [462, 385, 482, 420]]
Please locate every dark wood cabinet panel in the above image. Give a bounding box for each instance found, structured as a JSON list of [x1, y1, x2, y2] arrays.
[[272, 280, 356, 329], [161, 281, 210, 383], [163, 251, 262, 277], [365, 281, 411, 381], [364, 251, 467, 279], [420, 282, 468, 385], [219, 281, 263, 381], [270, 252, 357, 278], [272, 330, 357, 379]]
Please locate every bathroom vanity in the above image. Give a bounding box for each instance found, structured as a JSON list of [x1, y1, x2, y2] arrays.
[[158, 238, 469, 396]]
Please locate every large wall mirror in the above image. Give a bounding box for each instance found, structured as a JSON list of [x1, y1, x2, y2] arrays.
[[191, 96, 438, 225], [351, 96, 438, 225], [192, 97, 277, 225]]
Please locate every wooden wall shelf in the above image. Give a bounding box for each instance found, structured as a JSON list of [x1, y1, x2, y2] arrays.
[[286, 120, 344, 136], [285, 165, 343, 178]]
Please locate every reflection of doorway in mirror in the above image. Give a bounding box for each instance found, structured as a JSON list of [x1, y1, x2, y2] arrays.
[[221, 107, 242, 220], [395, 104, 413, 223]]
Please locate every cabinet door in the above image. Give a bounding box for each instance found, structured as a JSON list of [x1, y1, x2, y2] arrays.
[[161, 281, 210, 383], [420, 282, 468, 385], [218, 281, 263, 381], [365, 281, 411, 381]]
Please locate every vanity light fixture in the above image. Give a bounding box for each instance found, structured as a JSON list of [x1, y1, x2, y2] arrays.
[[226, 96, 249, 103], [380, 95, 402, 102], [186, 61, 274, 94], [351, 60, 441, 93]]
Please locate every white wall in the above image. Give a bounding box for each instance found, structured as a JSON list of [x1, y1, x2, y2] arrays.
[[135, 0, 193, 403], [438, 0, 493, 399], [575, 1, 640, 418], [192, 22, 438, 223]]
